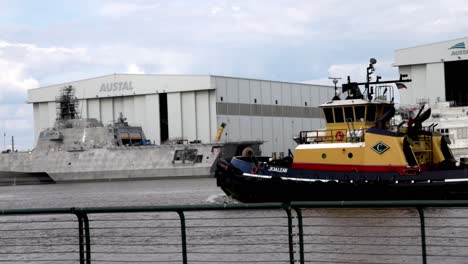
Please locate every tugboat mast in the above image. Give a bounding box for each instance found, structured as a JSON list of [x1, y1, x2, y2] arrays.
[[343, 58, 411, 101]]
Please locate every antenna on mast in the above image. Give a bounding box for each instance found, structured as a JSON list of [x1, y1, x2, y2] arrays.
[[329, 77, 342, 100], [366, 58, 377, 101]]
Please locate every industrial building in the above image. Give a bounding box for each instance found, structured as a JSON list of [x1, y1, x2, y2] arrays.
[[28, 75, 332, 155], [394, 36, 468, 106]]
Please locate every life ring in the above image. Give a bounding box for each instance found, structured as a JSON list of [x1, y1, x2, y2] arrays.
[[335, 131, 345, 141], [251, 165, 259, 174]]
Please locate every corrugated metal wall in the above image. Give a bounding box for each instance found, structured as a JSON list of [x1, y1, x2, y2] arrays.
[[212, 76, 332, 155], [398, 63, 446, 106]]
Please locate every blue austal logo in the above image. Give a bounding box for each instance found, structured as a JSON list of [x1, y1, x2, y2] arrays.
[[449, 42, 465, 49]]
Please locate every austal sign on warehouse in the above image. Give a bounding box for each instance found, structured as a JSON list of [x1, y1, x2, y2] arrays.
[[99, 81, 134, 92], [450, 42, 468, 56]]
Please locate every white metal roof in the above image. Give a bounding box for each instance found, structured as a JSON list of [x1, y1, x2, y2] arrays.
[[394, 36, 468, 66], [28, 74, 333, 103]]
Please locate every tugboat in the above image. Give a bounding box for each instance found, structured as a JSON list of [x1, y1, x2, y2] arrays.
[[215, 58, 468, 202]]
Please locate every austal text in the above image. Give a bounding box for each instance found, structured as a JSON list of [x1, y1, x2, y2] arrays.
[[99, 81, 134, 92]]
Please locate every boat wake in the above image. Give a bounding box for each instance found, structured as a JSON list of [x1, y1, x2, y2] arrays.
[[205, 194, 238, 204]]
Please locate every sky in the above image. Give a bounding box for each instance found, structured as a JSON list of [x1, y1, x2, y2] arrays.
[[1, 0, 468, 149]]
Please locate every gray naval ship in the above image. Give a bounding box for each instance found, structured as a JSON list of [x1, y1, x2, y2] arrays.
[[0, 86, 260, 185]]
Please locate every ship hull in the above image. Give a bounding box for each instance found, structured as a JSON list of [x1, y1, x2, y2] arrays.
[[0, 172, 54, 186], [0, 167, 212, 185], [0, 142, 261, 185], [215, 160, 468, 202], [49, 167, 213, 182]]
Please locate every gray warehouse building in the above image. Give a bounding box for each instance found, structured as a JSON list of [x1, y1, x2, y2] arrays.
[[28, 74, 332, 155], [395, 36, 468, 106]]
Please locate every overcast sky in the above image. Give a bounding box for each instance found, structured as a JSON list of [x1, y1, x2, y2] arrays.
[[1, 0, 468, 149]]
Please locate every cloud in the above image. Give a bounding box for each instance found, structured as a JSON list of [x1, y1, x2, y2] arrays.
[[211, 6, 222, 15], [0, 58, 39, 101], [0, 40, 194, 85], [98, 1, 160, 17], [302, 60, 402, 103], [0, 39, 196, 149], [95, 1, 317, 40], [3, 119, 32, 130], [231, 6, 241, 12], [0, 104, 34, 150], [125, 63, 145, 74], [89, 46, 194, 74], [0, 104, 32, 120], [302, 63, 371, 86], [0, 40, 91, 84]]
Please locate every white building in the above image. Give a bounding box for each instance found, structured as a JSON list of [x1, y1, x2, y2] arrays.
[[28, 74, 332, 155], [394, 36, 468, 106]]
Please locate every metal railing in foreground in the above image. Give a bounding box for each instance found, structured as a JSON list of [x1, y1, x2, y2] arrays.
[[2, 200, 468, 263]]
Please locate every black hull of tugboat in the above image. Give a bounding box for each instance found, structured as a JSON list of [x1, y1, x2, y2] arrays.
[[215, 161, 468, 203]]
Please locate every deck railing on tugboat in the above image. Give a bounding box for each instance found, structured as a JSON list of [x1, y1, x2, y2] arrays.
[[2, 201, 468, 263], [298, 129, 365, 144]]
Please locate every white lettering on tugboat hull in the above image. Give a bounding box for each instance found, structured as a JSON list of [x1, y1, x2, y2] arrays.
[[268, 167, 288, 173]]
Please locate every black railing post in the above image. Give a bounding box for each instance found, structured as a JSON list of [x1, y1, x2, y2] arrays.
[[82, 213, 92, 264], [293, 207, 305, 264], [284, 206, 295, 264], [177, 210, 188, 264], [75, 213, 85, 264], [417, 207, 427, 264]]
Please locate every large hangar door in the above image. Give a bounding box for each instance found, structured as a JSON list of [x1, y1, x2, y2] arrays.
[[445, 60, 468, 106], [159, 93, 169, 142]]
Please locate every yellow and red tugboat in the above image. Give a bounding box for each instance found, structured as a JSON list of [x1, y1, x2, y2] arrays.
[[215, 59, 468, 202]]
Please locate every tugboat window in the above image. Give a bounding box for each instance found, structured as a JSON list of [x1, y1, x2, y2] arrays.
[[334, 107, 344, 123], [344, 107, 354, 121], [366, 105, 376, 122], [355, 106, 365, 122], [323, 108, 334, 123]]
